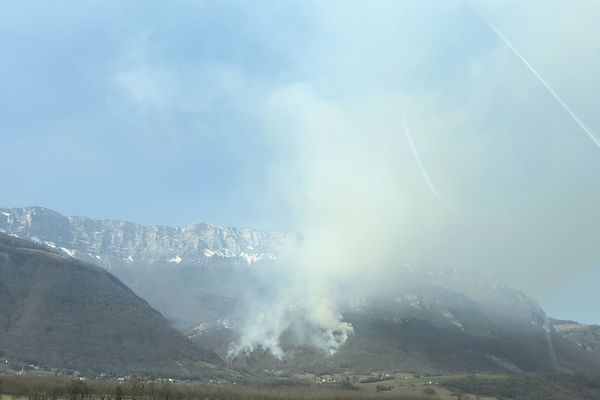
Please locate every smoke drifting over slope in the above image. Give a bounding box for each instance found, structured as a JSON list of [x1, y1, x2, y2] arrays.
[[230, 1, 600, 354], [2, 0, 600, 348], [229, 86, 420, 356]]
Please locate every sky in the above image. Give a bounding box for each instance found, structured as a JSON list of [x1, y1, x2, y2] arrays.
[[1, 0, 600, 323]]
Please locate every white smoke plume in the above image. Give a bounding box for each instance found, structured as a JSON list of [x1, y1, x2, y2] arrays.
[[227, 1, 600, 355], [228, 85, 418, 358], [227, 281, 354, 359]]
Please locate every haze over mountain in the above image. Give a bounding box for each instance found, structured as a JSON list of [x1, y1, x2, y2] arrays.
[[194, 264, 600, 376], [3, 206, 600, 377], [0, 206, 293, 325], [2, 3, 600, 399], [3, 0, 600, 326]]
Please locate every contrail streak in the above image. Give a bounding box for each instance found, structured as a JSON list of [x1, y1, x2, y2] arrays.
[[473, 7, 600, 150], [402, 118, 447, 203]]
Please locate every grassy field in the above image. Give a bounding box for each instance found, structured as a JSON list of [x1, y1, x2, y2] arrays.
[[287, 371, 504, 399], [2, 371, 599, 400], [0, 372, 490, 400]]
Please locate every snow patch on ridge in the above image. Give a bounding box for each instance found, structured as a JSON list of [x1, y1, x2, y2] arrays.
[[189, 319, 234, 338], [240, 252, 260, 264], [60, 247, 75, 257], [168, 255, 182, 264]]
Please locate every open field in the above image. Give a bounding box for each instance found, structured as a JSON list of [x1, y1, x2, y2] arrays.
[[3, 372, 600, 400], [282, 371, 506, 398], [0, 372, 478, 400]]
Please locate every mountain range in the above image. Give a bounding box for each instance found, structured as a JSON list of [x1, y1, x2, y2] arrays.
[[2, 205, 600, 377], [0, 206, 295, 269], [0, 206, 293, 325]]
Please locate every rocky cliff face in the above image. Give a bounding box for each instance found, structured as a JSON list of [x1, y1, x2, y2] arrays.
[[552, 319, 600, 355], [0, 206, 296, 269]]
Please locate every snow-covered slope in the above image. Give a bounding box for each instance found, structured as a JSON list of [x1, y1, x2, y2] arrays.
[[0, 206, 296, 269]]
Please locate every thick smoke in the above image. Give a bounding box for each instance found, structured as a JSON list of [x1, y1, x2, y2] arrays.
[[228, 279, 354, 359], [228, 0, 600, 354], [229, 86, 432, 357]]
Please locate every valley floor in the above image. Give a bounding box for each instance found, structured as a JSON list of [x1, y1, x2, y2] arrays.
[[2, 371, 599, 400]]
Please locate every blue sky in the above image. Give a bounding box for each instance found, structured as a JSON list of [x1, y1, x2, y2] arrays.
[[0, 1, 299, 227], [1, 0, 600, 323]]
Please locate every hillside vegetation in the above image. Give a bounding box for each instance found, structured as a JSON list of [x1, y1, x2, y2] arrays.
[[0, 233, 223, 378]]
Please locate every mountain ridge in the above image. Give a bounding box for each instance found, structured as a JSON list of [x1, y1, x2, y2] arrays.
[[3, 205, 599, 377], [0, 206, 296, 269]]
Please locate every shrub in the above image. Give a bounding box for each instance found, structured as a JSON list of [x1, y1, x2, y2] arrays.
[[423, 387, 437, 395], [375, 384, 393, 392]]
